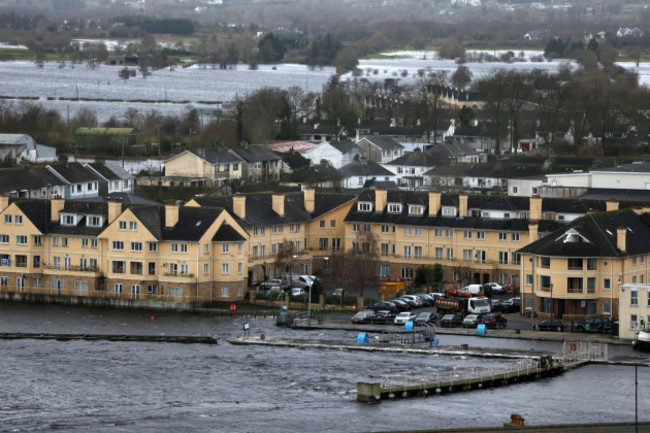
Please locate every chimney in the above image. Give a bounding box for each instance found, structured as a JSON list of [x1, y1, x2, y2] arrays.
[[304, 187, 315, 213], [0, 194, 8, 213], [606, 198, 619, 212], [233, 193, 246, 219], [529, 195, 542, 220], [528, 221, 538, 243], [107, 199, 122, 224], [617, 226, 627, 252], [51, 196, 65, 222], [428, 190, 441, 216], [272, 193, 285, 217], [165, 203, 179, 228], [375, 187, 387, 213], [458, 193, 468, 218]]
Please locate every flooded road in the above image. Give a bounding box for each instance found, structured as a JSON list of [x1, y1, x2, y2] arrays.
[[1, 303, 649, 432]]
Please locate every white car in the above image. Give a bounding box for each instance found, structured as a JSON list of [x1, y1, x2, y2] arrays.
[[485, 282, 505, 294], [260, 279, 283, 290], [394, 312, 417, 325]]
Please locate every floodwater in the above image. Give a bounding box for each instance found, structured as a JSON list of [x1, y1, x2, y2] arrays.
[[0, 50, 647, 124], [0, 303, 649, 432]]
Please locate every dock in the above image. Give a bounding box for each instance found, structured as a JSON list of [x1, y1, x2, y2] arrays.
[[357, 356, 578, 403], [0, 332, 217, 344]]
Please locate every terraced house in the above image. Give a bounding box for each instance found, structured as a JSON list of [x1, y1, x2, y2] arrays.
[[0, 195, 248, 303]]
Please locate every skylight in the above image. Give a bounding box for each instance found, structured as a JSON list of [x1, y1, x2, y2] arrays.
[[556, 228, 590, 244]]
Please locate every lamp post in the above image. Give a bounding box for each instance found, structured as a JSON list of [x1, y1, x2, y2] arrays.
[[550, 283, 553, 319]]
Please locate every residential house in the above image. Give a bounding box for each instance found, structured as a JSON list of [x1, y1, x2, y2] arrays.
[[382, 148, 448, 189], [85, 161, 134, 194], [297, 123, 346, 142], [355, 136, 405, 163], [303, 140, 365, 169], [229, 145, 285, 182], [518, 204, 650, 323], [46, 162, 103, 199], [0, 195, 250, 302], [279, 163, 342, 189], [0, 134, 35, 164], [617, 27, 643, 38], [355, 120, 428, 144], [163, 149, 245, 188], [0, 166, 67, 198], [339, 160, 396, 189], [545, 161, 650, 191], [619, 284, 650, 341], [187, 189, 357, 285]]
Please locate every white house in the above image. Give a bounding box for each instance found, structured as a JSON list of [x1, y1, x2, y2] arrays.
[[303, 140, 365, 169], [545, 161, 650, 190], [339, 160, 396, 189]]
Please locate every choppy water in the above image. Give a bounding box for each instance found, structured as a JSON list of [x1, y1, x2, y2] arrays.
[[0, 303, 649, 432]]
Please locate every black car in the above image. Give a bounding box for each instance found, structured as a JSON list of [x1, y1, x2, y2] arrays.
[[576, 316, 612, 333], [391, 299, 412, 311], [370, 310, 395, 324], [500, 297, 521, 313], [440, 313, 463, 327], [366, 302, 398, 313], [414, 312, 437, 326], [479, 313, 507, 329], [537, 319, 566, 332]]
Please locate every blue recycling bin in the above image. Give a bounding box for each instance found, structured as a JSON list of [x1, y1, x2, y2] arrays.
[[357, 333, 369, 344], [476, 324, 487, 335], [405, 321, 414, 331]]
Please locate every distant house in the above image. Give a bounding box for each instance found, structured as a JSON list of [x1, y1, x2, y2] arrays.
[[228, 144, 285, 182], [0, 134, 34, 164], [106, 54, 139, 65], [85, 161, 134, 194], [303, 140, 365, 169], [355, 136, 405, 163], [163, 149, 245, 188], [297, 123, 346, 142], [46, 162, 104, 199], [617, 27, 644, 38], [381, 148, 444, 189], [339, 160, 396, 189], [279, 162, 342, 189], [0, 165, 66, 198]]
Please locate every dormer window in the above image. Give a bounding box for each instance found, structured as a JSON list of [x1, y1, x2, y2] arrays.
[[408, 205, 423, 216], [61, 214, 76, 226], [87, 215, 102, 227], [357, 202, 372, 212], [442, 207, 457, 217], [387, 203, 402, 213], [556, 228, 590, 244]]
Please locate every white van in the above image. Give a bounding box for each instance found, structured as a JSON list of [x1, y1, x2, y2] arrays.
[[462, 284, 483, 295]]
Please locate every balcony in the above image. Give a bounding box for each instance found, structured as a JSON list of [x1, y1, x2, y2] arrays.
[[163, 272, 195, 278], [43, 264, 100, 273]]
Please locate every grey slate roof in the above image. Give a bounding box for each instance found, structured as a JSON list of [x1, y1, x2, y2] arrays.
[[88, 162, 121, 181], [14, 199, 50, 233], [330, 140, 364, 155], [162, 206, 225, 241], [0, 166, 64, 192], [230, 145, 281, 163], [359, 136, 404, 151], [130, 206, 163, 240], [47, 162, 101, 184], [213, 224, 246, 242], [194, 192, 356, 228], [385, 149, 444, 167], [202, 149, 244, 165], [517, 209, 650, 257], [592, 161, 650, 173], [339, 160, 394, 177], [346, 190, 560, 232], [79, 192, 159, 205]]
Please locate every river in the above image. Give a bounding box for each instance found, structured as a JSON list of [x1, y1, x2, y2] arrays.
[[0, 303, 649, 432]]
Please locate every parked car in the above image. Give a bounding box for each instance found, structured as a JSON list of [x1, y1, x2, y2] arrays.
[[260, 278, 283, 290], [490, 299, 502, 312], [537, 319, 566, 332], [391, 299, 411, 311], [351, 310, 375, 324], [440, 314, 463, 327], [479, 313, 507, 329], [367, 302, 398, 313], [484, 282, 506, 294], [462, 314, 482, 328], [291, 287, 306, 297], [370, 310, 394, 324], [576, 316, 612, 333], [500, 297, 521, 313], [332, 288, 344, 296], [399, 295, 422, 308], [414, 312, 437, 326], [394, 312, 417, 325]]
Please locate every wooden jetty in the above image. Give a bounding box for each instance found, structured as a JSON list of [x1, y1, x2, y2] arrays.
[[0, 332, 217, 344], [357, 356, 584, 403]]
